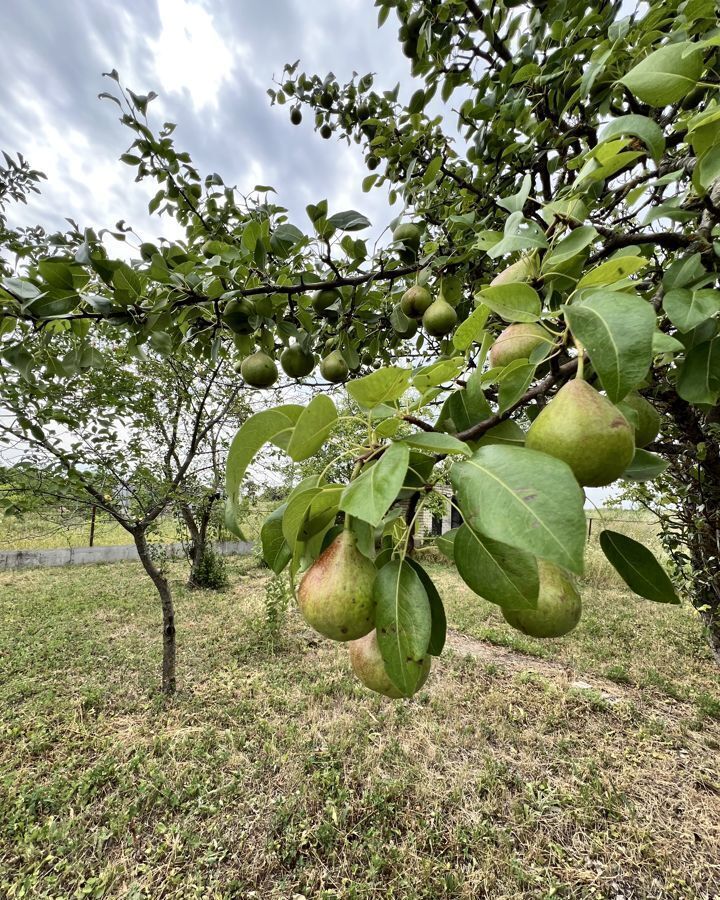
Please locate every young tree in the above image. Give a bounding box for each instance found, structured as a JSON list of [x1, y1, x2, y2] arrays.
[[2, 1, 720, 691], [0, 336, 247, 693]]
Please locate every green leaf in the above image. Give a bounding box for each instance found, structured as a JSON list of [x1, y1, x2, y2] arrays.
[[453, 303, 489, 350], [346, 366, 411, 408], [564, 292, 655, 402], [652, 331, 684, 354], [476, 419, 526, 447], [225, 405, 304, 537], [286, 395, 338, 461], [436, 528, 457, 561], [622, 449, 669, 482], [340, 441, 410, 526], [37, 259, 75, 291], [599, 530, 679, 603], [412, 358, 465, 392], [406, 558, 446, 656], [498, 362, 536, 413], [663, 288, 720, 333], [676, 339, 720, 404], [436, 371, 492, 434], [475, 283, 542, 323], [598, 114, 666, 162], [576, 256, 648, 289], [450, 445, 586, 575], [374, 559, 432, 695], [542, 226, 598, 273], [454, 524, 539, 609], [326, 210, 372, 231], [620, 41, 704, 107], [402, 432, 471, 456], [282, 488, 320, 545], [261, 504, 292, 573]]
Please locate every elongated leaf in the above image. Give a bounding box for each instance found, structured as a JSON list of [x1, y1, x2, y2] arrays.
[[598, 114, 666, 162], [282, 487, 321, 545], [599, 530, 679, 603], [576, 256, 648, 289], [413, 357, 465, 392], [436, 372, 492, 435], [346, 366, 411, 408], [453, 303, 490, 350], [327, 210, 371, 231], [450, 445, 586, 574], [454, 524, 539, 609], [620, 42, 704, 107], [374, 559, 432, 694], [340, 441, 410, 526], [663, 288, 720, 333], [475, 283, 542, 323], [403, 432, 471, 456], [286, 395, 337, 461], [676, 339, 720, 404], [564, 292, 655, 402], [498, 362, 536, 413], [476, 419, 526, 446], [225, 405, 303, 537], [436, 528, 458, 560], [621, 449, 669, 482], [542, 225, 597, 272], [261, 504, 292, 574], [406, 558, 446, 656]]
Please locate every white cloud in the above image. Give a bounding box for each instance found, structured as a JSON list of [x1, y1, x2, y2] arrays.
[[148, 0, 237, 112]]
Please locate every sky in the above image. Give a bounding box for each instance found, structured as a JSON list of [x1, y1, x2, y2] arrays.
[[0, 0, 411, 247], [0, 0, 617, 506]]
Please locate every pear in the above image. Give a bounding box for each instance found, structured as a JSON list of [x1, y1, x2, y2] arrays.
[[290, 107, 302, 126], [320, 350, 349, 383], [393, 222, 421, 255], [222, 298, 256, 335], [490, 254, 537, 286], [489, 323, 552, 368], [525, 379, 634, 486], [423, 298, 457, 337], [400, 285, 432, 318], [617, 392, 661, 448], [502, 560, 581, 638], [349, 629, 431, 698], [392, 304, 418, 338], [240, 351, 278, 388], [280, 343, 315, 378], [298, 531, 377, 641], [312, 288, 341, 314]]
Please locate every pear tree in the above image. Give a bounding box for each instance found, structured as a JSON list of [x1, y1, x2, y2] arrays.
[[2, 1, 720, 697]]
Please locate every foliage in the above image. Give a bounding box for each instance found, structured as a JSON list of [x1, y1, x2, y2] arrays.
[[191, 545, 229, 590], [263, 570, 293, 635]]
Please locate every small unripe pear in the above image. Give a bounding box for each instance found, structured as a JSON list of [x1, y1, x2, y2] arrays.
[[298, 531, 377, 641], [290, 107, 302, 125], [400, 285, 433, 318], [490, 255, 537, 286], [222, 298, 256, 335], [490, 323, 552, 368], [423, 298, 457, 337], [349, 629, 431, 698], [526, 379, 634, 486], [393, 222, 421, 252], [617, 392, 661, 448], [502, 560, 581, 638], [240, 351, 278, 388], [320, 350, 349, 383], [280, 343, 315, 378], [312, 288, 341, 314]]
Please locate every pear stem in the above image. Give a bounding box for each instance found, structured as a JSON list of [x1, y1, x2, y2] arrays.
[[574, 339, 586, 381]]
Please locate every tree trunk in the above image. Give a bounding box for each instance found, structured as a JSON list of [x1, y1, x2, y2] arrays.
[[180, 494, 219, 589], [133, 528, 176, 694]]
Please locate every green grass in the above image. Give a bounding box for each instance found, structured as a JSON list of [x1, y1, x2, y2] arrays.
[[1, 549, 719, 898]]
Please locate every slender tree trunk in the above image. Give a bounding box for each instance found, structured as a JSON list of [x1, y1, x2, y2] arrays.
[[133, 528, 176, 694], [180, 494, 219, 589]]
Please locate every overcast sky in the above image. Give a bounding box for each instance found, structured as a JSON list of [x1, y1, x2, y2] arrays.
[[0, 0, 413, 246]]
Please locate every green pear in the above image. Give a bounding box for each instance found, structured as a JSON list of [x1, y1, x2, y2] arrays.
[[312, 288, 341, 314], [320, 350, 349, 383], [423, 298, 458, 337], [280, 343, 315, 378], [400, 285, 433, 318], [349, 629, 431, 698], [525, 379, 634, 486], [617, 392, 661, 448], [393, 222, 421, 254], [240, 351, 278, 388], [489, 323, 552, 368], [298, 531, 377, 641], [490, 254, 538, 286], [222, 298, 256, 335], [502, 560, 581, 638]]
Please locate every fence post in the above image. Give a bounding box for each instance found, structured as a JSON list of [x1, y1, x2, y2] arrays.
[[587, 517, 592, 542], [89, 506, 96, 547]]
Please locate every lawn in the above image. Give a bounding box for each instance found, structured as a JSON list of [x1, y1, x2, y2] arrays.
[[1, 540, 719, 898]]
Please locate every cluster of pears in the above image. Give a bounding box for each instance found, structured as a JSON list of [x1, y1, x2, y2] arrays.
[[399, 283, 457, 338], [297, 530, 431, 698]]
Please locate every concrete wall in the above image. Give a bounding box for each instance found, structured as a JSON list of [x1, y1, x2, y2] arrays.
[[0, 540, 254, 572]]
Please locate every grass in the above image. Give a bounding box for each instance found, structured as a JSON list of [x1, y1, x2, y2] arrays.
[[1, 546, 720, 898]]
